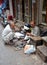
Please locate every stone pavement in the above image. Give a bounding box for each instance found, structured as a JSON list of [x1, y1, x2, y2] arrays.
[[0, 23, 47, 65]]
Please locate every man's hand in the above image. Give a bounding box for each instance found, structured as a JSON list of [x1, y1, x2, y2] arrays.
[[26, 32, 31, 36], [26, 32, 34, 37]]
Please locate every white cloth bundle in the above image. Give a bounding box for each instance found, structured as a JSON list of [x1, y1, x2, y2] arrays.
[[14, 32, 24, 38]]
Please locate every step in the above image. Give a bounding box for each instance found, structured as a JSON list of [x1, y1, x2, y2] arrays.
[[37, 45, 47, 62]]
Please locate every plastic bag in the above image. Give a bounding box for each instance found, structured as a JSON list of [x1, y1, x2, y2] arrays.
[[24, 45, 36, 54]]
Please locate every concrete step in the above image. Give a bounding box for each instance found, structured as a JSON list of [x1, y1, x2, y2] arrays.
[[37, 45, 47, 62]]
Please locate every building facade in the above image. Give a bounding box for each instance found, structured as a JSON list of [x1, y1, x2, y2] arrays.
[[7, 0, 46, 24], [35, 0, 46, 24]]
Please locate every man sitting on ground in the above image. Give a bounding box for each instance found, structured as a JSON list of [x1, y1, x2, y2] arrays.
[[2, 21, 16, 45], [26, 21, 40, 36], [24, 21, 40, 43]]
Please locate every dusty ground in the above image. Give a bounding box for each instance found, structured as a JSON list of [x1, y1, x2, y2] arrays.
[[0, 23, 47, 65]]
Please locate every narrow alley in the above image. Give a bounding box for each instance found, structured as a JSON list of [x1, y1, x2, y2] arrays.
[[0, 0, 47, 65], [0, 23, 47, 65]]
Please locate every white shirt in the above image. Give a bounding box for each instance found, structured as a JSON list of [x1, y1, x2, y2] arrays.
[[2, 24, 12, 37], [31, 26, 40, 36]]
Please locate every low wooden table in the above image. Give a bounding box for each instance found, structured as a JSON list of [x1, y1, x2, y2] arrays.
[[30, 36, 42, 47], [42, 36, 47, 46], [30, 36, 42, 41]]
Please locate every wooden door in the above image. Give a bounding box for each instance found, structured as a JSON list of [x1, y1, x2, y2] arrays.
[[46, 0, 47, 23], [24, 0, 32, 23]]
